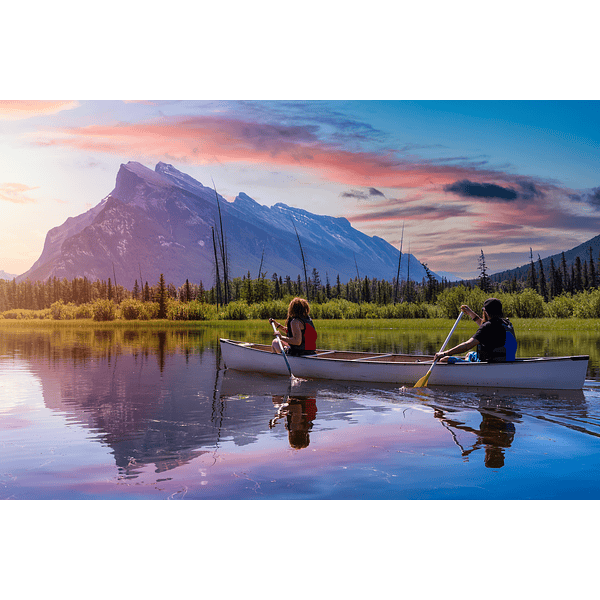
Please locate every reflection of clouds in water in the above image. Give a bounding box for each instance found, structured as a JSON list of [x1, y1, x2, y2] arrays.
[[0, 360, 44, 414]]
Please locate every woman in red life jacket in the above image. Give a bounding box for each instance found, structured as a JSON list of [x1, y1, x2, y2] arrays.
[[269, 297, 318, 356]]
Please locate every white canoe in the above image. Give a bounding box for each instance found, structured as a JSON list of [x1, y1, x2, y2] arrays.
[[219, 339, 589, 390]]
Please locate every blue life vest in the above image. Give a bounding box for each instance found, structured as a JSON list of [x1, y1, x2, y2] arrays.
[[477, 318, 517, 362], [503, 320, 517, 361]]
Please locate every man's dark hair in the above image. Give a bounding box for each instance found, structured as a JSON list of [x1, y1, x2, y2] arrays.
[[483, 297, 503, 318]]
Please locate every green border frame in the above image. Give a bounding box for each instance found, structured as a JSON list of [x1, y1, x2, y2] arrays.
[[0, 0, 600, 598]]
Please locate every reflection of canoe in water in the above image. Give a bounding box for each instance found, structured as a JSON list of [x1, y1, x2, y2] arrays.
[[219, 339, 589, 390], [217, 368, 586, 406]]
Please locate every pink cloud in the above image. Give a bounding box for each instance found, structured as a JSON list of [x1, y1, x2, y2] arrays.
[[0, 101, 79, 121], [36, 115, 522, 191], [0, 183, 39, 204]]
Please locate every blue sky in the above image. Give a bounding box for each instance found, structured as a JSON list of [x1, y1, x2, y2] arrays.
[[2, 99, 598, 279]]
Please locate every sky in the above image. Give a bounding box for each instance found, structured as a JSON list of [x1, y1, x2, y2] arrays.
[[2, 99, 598, 280]]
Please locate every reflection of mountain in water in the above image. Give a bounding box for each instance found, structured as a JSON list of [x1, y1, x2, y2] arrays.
[[32, 350, 224, 476], [1, 329, 237, 477], [18, 328, 370, 477]]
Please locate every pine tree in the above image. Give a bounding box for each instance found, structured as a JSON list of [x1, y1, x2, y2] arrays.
[[421, 262, 437, 302], [574, 257, 583, 291], [241, 272, 253, 304], [549, 258, 561, 298], [71, 279, 79, 305], [589, 247, 596, 289], [478, 249, 491, 293], [527, 248, 537, 290], [363, 276, 371, 303], [537, 255, 548, 301], [561, 252, 569, 292], [156, 274, 168, 318], [271, 273, 281, 299], [311, 268, 321, 300]]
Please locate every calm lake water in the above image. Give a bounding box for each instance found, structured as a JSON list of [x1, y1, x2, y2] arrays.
[[2, 320, 600, 500]]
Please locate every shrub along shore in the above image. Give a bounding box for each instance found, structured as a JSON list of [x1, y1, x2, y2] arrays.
[[4, 286, 600, 322]]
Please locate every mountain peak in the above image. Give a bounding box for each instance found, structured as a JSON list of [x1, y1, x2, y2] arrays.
[[235, 192, 258, 205], [112, 162, 171, 203], [155, 162, 208, 197], [123, 161, 169, 184]]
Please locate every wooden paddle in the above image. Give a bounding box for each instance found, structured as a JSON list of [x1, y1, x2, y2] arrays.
[[414, 311, 464, 388], [271, 320, 294, 379]]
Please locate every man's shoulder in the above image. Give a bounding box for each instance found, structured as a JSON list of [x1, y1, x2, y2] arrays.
[[473, 319, 497, 339], [475, 320, 493, 331]]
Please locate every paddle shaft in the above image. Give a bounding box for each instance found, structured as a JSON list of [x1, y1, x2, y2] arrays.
[[271, 321, 294, 378], [415, 311, 464, 387]]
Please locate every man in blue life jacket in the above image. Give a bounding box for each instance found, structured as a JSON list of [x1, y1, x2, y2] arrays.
[[434, 297, 517, 364]]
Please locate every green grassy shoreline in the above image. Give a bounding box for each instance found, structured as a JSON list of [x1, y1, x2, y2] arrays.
[[1, 317, 600, 332]]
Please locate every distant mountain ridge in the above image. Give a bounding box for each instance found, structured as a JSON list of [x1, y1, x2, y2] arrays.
[[0, 270, 17, 280], [17, 161, 434, 287], [490, 234, 600, 283]]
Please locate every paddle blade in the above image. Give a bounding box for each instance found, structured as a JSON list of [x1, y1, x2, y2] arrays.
[[413, 312, 462, 388], [414, 370, 432, 388]]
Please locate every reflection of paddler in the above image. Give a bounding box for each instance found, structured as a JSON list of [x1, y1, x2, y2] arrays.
[[434, 407, 519, 468], [270, 396, 317, 449]]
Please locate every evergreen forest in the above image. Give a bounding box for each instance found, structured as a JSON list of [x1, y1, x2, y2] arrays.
[[3, 246, 600, 321]]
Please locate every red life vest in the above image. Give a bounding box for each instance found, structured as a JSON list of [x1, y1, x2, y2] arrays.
[[286, 316, 317, 353]]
